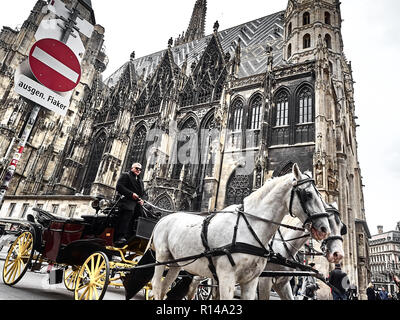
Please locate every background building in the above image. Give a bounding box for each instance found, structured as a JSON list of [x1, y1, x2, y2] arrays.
[[0, 0, 370, 299], [369, 223, 400, 296]]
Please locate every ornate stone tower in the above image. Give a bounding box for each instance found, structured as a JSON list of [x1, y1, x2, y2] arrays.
[[283, 0, 370, 300], [284, 0, 343, 64]]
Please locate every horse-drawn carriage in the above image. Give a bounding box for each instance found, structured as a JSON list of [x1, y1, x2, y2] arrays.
[[1, 196, 158, 300]]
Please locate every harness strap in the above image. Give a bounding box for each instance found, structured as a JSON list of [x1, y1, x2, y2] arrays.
[[201, 213, 220, 283]]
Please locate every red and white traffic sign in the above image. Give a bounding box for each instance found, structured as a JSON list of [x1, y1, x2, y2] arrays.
[[28, 38, 81, 93]]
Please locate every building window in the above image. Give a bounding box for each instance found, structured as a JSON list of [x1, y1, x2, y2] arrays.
[[52, 204, 59, 215], [82, 130, 107, 195], [324, 34, 332, 49], [303, 34, 311, 49], [248, 95, 263, 130], [325, 12, 331, 25], [125, 126, 148, 174], [298, 87, 313, 124], [303, 12, 311, 25], [275, 91, 289, 126], [7, 203, 16, 218], [287, 22, 292, 36], [20, 203, 30, 219], [225, 171, 254, 206], [230, 99, 244, 131], [68, 205, 77, 218], [287, 43, 292, 59], [172, 117, 198, 181]]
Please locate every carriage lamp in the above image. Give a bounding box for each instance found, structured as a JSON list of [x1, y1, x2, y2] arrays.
[[99, 199, 111, 210]]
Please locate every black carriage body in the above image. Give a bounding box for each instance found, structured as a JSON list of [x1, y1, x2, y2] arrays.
[[32, 207, 157, 266]]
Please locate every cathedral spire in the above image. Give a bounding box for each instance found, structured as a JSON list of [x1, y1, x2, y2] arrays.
[[184, 0, 207, 43]]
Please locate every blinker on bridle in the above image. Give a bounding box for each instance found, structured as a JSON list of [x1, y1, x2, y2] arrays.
[[289, 177, 329, 228], [321, 206, 348, 252]]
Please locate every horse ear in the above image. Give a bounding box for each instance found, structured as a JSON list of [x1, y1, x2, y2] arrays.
[[292, 163, 302, 182]]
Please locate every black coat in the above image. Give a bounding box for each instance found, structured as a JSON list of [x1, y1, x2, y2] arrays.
[[116, 171, 146, 212]]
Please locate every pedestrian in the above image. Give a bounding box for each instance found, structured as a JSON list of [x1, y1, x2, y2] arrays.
[[379, 287, 389, 300], [328, 264, 349, 300], [301, 263, 320, 300], [115, 162, 146, 246], [292, 276, 303, 299], [366, 282, 376, 300]]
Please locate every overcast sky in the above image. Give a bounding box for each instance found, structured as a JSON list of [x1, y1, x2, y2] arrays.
[[1, 0, 399, 234]]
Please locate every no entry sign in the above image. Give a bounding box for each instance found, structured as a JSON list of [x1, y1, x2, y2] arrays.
[[28, 38, 81, 92]]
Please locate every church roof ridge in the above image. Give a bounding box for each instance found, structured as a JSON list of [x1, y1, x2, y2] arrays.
[[105, 10, 285, 88]]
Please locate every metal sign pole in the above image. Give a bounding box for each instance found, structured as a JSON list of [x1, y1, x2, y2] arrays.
[[0, 1, 91, 208], [0, 105, 41, 206]]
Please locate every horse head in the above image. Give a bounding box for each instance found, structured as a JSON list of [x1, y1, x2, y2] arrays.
[[321, 203, 346, 264], [289, 164, 330, 241]]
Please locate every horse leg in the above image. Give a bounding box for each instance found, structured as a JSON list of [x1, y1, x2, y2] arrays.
[[160, 266, 181, 300], [218, 272, 236, 300], [258, 277, 272, 300], [240, 277, 259, 300], [274, 281, 295, 300], [152, 264, 167, 300], [186, 277, 201, 300]]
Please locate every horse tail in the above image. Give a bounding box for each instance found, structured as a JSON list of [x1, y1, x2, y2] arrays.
[[145, 229, 156, 252]]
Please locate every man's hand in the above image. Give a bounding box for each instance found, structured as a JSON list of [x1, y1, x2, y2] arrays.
[[139, 199, 144, 206], [132, 193, 139, 200]]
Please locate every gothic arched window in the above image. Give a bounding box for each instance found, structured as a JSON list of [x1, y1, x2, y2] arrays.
[[172, 117, 198, 181], [325, 12, 331, 25], [230, 99, 244, 131], [225, 170, 254, 206], [248, 95, 263, 130], [324, 34, 332, 49], [126, 126, 148, 173], [303, 12, 311, 25], [82, 131, 107, 195], [303, 34, 311, 49], [287, 43, 292, 59], [295, 86, 315, 144], [297, 86, 313, 124], [287, 22, 292, 36], [275, 91, 289, 126], [271, 90, 290, 146]]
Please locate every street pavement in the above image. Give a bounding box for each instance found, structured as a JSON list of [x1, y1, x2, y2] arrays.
[[0, 247, 135, 300], [0, 247, 280, 301]]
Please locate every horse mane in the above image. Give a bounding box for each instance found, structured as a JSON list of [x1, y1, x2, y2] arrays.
[[243, 173, 293, 212]]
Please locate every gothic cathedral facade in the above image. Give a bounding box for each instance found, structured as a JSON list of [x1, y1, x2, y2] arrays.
[[0, 0, 370, 299]]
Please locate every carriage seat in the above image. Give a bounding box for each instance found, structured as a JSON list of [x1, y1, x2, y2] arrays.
[[32, 207, 84, 223]]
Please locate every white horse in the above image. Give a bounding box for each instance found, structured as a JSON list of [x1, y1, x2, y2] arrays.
[[149, 164, 331, 300], [258, 205, 347, 300]]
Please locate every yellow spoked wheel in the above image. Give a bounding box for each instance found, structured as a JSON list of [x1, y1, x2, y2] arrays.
[[2, 231, 34, 286], [144, 283, 154, 300], [74, 252, 110, 300], [64, 266, 80, 292]]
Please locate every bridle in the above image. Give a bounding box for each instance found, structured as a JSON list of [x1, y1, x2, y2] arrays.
[[321, 206, 348, 253], [288, 176, 330, 228]]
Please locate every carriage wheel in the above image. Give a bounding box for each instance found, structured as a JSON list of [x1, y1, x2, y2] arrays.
[[74, 252, 110, 300], [2, 231, 34, 286], [143, 283, 154, 300], [64, 266, 80, 292], [195, 279, 213, 300]]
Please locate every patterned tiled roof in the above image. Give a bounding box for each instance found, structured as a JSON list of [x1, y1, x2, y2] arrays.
[[105, 10, 285, 88]]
